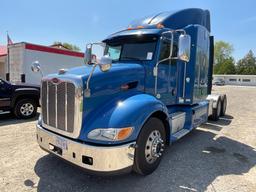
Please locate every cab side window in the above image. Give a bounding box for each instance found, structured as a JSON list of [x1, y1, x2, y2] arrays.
[[159, 41, 170, 60], [106, 46, 121, 61], [159, 41, 178, 62]]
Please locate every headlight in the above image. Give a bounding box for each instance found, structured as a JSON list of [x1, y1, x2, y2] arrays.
[[87, 127, 133, 141]]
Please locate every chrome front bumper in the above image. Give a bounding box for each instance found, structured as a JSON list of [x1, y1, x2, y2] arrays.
[[36, 124, 136, 173]]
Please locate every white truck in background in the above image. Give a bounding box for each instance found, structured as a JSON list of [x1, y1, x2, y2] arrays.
[[7, 42, 84, 85]]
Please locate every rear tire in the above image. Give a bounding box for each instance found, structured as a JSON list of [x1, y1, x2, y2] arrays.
[[14, 99, 37, 119], [133, 117, 166, 175], [211, 98, 221, 121], [220, 94, 227, 116]]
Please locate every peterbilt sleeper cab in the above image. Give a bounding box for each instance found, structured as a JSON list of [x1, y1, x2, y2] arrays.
[[35, 8, 227, 175]]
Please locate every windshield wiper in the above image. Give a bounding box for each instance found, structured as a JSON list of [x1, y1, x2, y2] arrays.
[[121, 56, 142, 61]]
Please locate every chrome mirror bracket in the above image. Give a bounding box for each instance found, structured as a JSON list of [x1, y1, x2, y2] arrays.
[[84, 88, 91, 98]]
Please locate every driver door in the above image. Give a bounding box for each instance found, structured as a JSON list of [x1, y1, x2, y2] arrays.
[[157, 41, 178, 106]]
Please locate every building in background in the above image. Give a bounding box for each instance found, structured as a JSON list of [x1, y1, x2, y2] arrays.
[[213, 75, 256, 86], [0, 45, 7, 79], [1, 42, 84, 85]]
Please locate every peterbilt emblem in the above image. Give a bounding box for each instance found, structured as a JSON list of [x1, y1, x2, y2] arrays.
[[51, 78, 61, 84]]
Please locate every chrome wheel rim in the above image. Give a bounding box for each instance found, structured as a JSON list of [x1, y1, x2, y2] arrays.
[[145, 130, 164, 164], [20, 103, 34, 116]]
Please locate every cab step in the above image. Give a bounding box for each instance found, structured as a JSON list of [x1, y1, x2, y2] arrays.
[[171, 129, 190, 141]]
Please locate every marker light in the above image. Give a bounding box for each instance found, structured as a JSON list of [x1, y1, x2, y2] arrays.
[[156, 23, 165, 29], [136, 25, 144, 29], [88, 127, 134, 141], [127, 25, 133, 30], [117, 127, 133, 140]]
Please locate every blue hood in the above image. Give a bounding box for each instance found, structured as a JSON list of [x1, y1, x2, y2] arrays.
[[65, 62, 144, 81], [45, 62, 145, 141], [47, 62, 145, 95]]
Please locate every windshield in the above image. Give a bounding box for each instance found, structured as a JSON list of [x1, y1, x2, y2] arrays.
[[104, 35, 157, 62]]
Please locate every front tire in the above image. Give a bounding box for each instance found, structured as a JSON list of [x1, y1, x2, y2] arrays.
[[133, 117, 166, 175], [14, 99, 37, 119]]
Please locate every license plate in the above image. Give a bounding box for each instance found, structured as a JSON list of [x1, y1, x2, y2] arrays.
[[55, 136, 68, 150]]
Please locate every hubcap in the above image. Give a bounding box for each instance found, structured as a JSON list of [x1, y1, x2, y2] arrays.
[[145, 130, 164, 164], [20, 103, 34, 116]]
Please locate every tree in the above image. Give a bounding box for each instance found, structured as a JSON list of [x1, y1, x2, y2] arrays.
[[214, 41, 234, 64], [216, 57, 236, 74], [236, 50, 256, 75], [53, 41, 81, 51], [214, 41, 235, 74]]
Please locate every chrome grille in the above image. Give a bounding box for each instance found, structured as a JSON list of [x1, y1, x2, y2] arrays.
[[41, 78, 82, 138]]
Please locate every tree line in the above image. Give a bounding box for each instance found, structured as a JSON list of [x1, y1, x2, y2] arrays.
[[53, 42, 81, 51], [214, 41, 256, 75]]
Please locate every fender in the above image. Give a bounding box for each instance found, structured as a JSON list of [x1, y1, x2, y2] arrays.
[[11, 88, 40, 107], [80, 93, 169, 144], [206, 94, 221, 109]]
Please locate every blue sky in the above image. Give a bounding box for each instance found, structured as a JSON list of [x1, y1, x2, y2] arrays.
[[0, 0, 256, 61]]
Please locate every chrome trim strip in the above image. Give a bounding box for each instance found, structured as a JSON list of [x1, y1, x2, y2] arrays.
[[41, 76, 83, 139], [37, 124, 135, 172], [55, 84, 57, 128], [0, 111, 11, 115], [182, 62, 187, 99], [65, 82, 68, 131], [0, 98, 10, 101], [46, 81, 49, 125]]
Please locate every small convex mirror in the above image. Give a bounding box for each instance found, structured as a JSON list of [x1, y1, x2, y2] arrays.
[[99, 55, 112, 72], [178, 34, 191, 62], [31, 61, 41, 72], [84, 43, 93, 65]]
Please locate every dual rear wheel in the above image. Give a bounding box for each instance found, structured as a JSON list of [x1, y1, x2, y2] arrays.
[[210, 94, 227, 121]]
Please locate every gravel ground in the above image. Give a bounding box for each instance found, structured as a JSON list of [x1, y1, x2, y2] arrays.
[[0, 86, 256, 192]]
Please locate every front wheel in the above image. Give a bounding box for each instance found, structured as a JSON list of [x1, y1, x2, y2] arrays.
[[133, 117, 166, 175], [14, 99, 37, 119]]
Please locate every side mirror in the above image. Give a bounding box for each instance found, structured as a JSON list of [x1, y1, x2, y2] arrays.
[[178, 34, 191, 62], [31, 61, 41, 73], [99, 55, 112, 72], [31, 61, 44, 77], [84, 44, 92, 65]]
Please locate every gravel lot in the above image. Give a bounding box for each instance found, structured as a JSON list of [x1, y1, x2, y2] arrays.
[[0, 86, 256, 192]]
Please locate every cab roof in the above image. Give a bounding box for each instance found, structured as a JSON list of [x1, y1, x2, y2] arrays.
[[103, 28, 165, 42], [104, 8, 210, 42]]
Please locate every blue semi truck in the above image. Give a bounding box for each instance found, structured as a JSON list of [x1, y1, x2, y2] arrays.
[[34, 8, 227, 175]]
